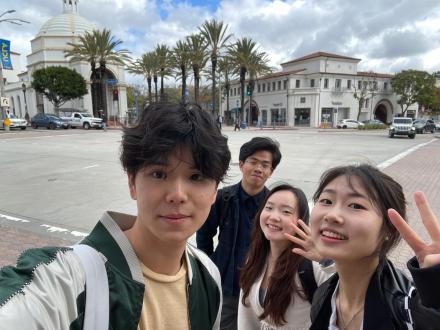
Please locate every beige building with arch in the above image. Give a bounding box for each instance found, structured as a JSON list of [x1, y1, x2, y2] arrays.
[[3, 0, 127, 121], [222, 52, 418, 127]]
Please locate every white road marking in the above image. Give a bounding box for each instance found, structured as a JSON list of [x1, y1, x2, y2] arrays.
[[82, 164, 99, 169], [378, 139, 436, 169], [0, 213, 30, 223]]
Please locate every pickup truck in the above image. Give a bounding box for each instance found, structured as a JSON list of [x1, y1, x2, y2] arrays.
[[61, 112, 103, 129]]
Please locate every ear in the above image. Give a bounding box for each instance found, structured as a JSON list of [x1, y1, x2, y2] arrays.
[[128, 173, 137, 200], [210, 188, 217, 205], [239, 160, 244, 172]]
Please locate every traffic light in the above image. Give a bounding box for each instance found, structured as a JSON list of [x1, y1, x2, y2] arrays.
[[113, 89, 119, 101], [246, 85, 251, 96]]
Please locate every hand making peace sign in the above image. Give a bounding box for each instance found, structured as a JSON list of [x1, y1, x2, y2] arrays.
[[388, 191, 440, 268]]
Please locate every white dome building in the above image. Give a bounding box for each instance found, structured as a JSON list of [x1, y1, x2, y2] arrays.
[[5, 0, 128, 122]]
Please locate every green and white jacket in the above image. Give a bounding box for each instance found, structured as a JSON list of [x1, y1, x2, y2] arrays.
[[0, 212, 222, 329]]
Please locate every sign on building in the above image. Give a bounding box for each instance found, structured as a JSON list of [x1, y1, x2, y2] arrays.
[[0, 39, 13, 70], [0, 97, 10, 107]]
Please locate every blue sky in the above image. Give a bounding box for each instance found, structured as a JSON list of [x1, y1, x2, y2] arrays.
[[2, 0, 440, 85]]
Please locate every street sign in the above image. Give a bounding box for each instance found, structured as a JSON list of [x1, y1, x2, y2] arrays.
[[106, 79, 118, 86], [0, 97, 10, 107]]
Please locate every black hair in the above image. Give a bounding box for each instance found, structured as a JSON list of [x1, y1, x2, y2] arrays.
[[120, 102, 231, 183], [313, 164, 407, 257], [239, 137, 282, 170]]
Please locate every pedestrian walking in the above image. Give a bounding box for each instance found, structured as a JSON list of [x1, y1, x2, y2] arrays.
[[197, 137, 282, 330], [99, 110, 107, 131], [217, 115, 223, 130], [234, 120, 241, 131]]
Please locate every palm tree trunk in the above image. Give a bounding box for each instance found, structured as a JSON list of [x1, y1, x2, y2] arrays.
[[248, 79, 255, 126], [240, 66, 246, 123], [154, 75, 158, 103], [160, 68, 164, 101], [211, 55, 217, 116], [193, 64, 200, 104], [147, 76, 152, 105], [99, 60, 108, 118], [181, 65, 187, 104], [91, 62, 98, 115]]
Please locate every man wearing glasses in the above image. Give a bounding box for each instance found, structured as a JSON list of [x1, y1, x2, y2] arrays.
[[197, 137, 282, 330]]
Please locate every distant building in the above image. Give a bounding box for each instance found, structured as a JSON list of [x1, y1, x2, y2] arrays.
[[222, 51, 418, 127], [3, 0, 128, 120]]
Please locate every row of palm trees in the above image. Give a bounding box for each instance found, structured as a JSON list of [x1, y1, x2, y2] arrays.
[[64, 21, 272, 124]]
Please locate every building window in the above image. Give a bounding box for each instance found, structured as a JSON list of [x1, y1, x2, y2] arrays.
[[278, 81, 281, 90], [284, 80, 287, 89], [238, 87, 241, 95], [363, 81, 368, 89], [358, 81, 362, 90], [296, 79, 300, 88], [272, 82, 276, 91], [230, 89, 232, 96], [373, 81, 378, 90], [257, 84, 261, 93], [324, 78, 329, 88], [310, 79, 315, 87], [234, 88, 236, 96], [262, 83, 265, 92], [384, 82, 388, 90], [267, 83, 271, 92], [347, 80, 351, 89], [365, 98, 369, 108], [335, 79, 341, 90], [300, 97, 306, 103]]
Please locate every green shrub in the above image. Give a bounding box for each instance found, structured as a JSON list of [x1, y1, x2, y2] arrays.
[[358, 124, 388, 130]]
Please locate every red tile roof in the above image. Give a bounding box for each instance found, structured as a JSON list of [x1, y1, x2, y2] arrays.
[[281, 51, 361, 66], [357, 71, 394, 78]]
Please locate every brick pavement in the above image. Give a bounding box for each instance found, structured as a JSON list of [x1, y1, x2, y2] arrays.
[[1, 138, 439, 271], [385, 138, 440, 275]]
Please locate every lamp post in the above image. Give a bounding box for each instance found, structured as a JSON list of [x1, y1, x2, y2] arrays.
[[22, 82, 28, 120]]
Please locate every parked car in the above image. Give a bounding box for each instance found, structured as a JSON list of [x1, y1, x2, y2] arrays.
[[434, 120, 440, 131], [336, 119, 365, 129], [412, 119, 435, 134], [0, 113, 27, 130], [60, 111, 103, 129], [31, 113, 69, 129], [362, 119, 385, 125], [389, 117, 416, 139]]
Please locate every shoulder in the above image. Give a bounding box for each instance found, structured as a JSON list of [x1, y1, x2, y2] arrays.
[[186, 244, 221, 288], [0, 247, 86, 326]]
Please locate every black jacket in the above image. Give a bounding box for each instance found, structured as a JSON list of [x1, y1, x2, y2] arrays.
[[310, 257, 440, 330]]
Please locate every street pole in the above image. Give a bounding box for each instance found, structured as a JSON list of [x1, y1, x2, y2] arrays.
[[0, 61, 6, 121]]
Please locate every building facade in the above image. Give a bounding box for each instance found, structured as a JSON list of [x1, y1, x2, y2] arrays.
[[3, 0, 128, 120], [222, 52, 418, 127]]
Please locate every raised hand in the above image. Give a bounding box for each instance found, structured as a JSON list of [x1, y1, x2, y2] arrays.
[[284, 219, 323, 262], [388, 191, 440, 268]]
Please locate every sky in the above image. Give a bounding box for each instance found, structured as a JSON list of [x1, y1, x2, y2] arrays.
[[2, 0, 440, 85]]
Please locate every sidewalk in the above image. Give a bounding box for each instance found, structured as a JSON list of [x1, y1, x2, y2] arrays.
[[1, 139, 439, 269]]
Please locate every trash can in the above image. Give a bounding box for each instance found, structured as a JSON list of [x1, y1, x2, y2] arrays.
[[240, 122, 247, 129]]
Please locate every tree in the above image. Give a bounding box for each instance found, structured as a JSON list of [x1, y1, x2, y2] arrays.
[[391, 70, 436, 116], [431, 87, 440, 115], [199, 19, 232, 116], [228, 37, 260, 123], [187, 34, 208, 104], [128, 52, 158, 105], [65, 29, 130, 116], [154, 44, 171, 101], [353, 78, 377, 121], [170, 40, 191, 103], [31, 66, 87, 111], [217, 56, 234, 115]]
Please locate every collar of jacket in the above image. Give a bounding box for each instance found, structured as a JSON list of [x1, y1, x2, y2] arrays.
[[311, 258, 414, 330], [80, 211, 198, 285]]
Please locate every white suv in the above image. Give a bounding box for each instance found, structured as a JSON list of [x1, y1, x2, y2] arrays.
[[389, 117, 416, 139], [336, 119, 365, 129]]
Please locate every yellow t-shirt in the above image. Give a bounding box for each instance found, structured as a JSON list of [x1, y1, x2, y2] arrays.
[[138, 260, 189, 330]]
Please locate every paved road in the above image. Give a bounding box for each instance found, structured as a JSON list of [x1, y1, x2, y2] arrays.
[[1, 126, 439, 269]]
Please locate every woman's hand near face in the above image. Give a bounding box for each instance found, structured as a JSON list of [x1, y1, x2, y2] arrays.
[[284, 219, 323, 262], [388, 191, 440, 268]]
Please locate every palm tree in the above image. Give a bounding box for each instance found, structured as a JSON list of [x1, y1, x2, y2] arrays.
[[217, 56, 234, 117], [170, 40, 191, 103], [228, 37, 259, 123], [65, 32, 99, 114], [199, 19, 232, 116], [247, 52, 272, 125], [187, 34, 208, 104], [128, 52, 158, 105], [65, 29, 130, 117], [154, 44, 171, 101]]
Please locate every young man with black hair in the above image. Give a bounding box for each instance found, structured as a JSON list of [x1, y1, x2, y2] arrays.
[[0, 103, 231, 329], [197, 137, 282, 330]]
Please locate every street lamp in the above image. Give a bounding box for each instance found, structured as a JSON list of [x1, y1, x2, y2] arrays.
[[22, 82, 28, 121], [0, 10, 30, 25]]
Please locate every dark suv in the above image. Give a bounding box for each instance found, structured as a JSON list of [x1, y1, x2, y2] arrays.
[[412, 119, 435, 134]]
